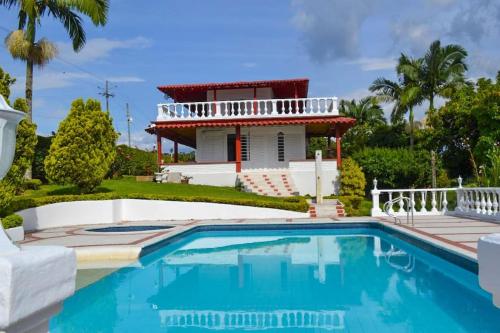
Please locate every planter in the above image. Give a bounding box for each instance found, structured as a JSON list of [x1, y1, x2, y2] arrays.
[[5, 226, 24, 242]]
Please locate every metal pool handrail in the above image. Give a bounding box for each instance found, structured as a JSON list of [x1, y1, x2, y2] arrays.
[[383, 196, 414, 226]]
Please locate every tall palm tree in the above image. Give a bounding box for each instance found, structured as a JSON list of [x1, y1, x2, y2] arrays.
[[339, 97, 386, 127], [370, 54, 424, 149], [419, 40, 468, 114], [1, 0, 109, 121]]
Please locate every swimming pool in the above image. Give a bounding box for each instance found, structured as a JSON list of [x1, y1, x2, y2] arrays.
[[50, 225, 500, 332]]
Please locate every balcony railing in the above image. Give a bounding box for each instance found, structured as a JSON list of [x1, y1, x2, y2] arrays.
[[157, 97, 338, 121]]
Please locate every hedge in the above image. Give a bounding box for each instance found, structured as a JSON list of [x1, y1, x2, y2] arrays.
[[2, 193, 309, 217], [1, 214, 23, 229]]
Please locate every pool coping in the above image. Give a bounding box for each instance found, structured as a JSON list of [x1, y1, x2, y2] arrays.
[[139, 220, 479, 274]]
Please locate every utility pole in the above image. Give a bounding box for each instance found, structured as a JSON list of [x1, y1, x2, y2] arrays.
[[98, 80, 115, 112], [126, 103, 132, 147]]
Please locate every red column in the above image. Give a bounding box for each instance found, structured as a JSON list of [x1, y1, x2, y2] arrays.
[[235, 125, 242, 173], [336, 126, 342, 168], [174, 141, 179, 163], [156, 134, 163, 168]]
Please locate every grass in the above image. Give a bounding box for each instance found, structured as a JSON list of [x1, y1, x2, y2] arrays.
[[8, 176, 309, 214]]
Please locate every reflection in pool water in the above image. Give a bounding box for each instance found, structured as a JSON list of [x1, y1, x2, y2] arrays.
[[51, 228, 500, 332]]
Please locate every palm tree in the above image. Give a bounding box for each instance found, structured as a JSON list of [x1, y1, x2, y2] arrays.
[[2, 0, 109, 121], [370, 54, 424, 149], [339, 97, 386, 128], [419, 40, 468, 114]]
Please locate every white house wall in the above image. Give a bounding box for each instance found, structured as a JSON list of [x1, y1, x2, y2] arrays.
[[196, 125, 305, 167], [164, 163, 237, 187]]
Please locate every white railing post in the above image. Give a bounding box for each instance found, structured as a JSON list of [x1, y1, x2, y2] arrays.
[[371, 178, 382, 216]]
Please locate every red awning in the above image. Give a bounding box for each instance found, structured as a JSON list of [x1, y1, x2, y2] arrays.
[[157, 78, 309, 103]]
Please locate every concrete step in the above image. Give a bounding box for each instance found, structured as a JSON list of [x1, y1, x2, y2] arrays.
[[238, 172, 298, 197]]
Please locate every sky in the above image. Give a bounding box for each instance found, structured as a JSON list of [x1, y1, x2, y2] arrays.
[[1, 0, 500, 152]]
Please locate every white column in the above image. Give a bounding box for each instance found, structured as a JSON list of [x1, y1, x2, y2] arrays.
[[315, 150, 323, 204], [371, 178, 382, 216]]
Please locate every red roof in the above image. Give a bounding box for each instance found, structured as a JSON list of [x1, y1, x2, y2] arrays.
[[157, 78, 309, 103]]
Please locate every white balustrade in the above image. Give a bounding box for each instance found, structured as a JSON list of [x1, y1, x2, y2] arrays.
[[455, 187, 500, 222], [371, 178, 500, 221], [156, 96, 338, 121], [371, 178, 457, 217]]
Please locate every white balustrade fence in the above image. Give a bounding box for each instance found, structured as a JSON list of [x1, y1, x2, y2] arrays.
[[157, 97, 338, 121], [455, 187, 500, 221], [371, 178, 458, 217], [371, 178, 500, 222]]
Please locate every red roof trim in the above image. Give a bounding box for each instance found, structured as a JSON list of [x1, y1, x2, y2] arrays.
[[157, 78, 310, 103], [147, 116, 355, 130], [158, 78, 309, 92]]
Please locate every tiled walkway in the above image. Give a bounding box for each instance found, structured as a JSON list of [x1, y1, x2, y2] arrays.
[[19, 215, 499, 262]]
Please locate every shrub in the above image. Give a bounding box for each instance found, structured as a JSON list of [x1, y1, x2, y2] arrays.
[[32, 135, 52, 182], [2, 193, 310, 216], [22, 178, 42, 190], [2, 99, 37, 193], [353, 148, 433, 193], [110, 145, 157, 177], [1, 214, 23, 229], [339, 157, 366, 197], [44, 99, 118, 193]]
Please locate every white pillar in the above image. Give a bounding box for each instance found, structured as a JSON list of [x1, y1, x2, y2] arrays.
[[315, 150, 323, 204], [371, 178, 382, 216]]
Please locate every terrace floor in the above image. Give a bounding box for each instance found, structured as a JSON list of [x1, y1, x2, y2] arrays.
[[19, 215, 499, 263]]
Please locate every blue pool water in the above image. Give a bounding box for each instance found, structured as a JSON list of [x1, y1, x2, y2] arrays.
[[50, 227, 500, 332]]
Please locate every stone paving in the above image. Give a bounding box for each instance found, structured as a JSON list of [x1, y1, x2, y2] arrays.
[[18, 215, 500, 263]]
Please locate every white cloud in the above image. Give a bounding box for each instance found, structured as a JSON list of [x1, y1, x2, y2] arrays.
[[108, 76, 145, 83], [56, 37, 153, 64], [12, 71, 93, 92], [347, 57, 397, 71], [242, 62, 257, 68]]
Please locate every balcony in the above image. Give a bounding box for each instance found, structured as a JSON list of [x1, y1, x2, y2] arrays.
[[156, 96, 338, 122]]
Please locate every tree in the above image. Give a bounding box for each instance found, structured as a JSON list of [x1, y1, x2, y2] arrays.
[[44, 98, 118, 193], [339, 157, 366, 197], [370, 54, 424, 149], [419, 40, 468, 114], [3, 98, 37, 193], [339, 97, 386, 128], [428, 75, 500, 179], [0, 66, 37, 194], [2, 0, 109, 120], [339, 97, 386, 155]]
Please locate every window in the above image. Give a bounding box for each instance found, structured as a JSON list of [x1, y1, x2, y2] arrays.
[[277, 132, 285, 162], [227, 134, 236, 161], [242, 135, 249, 161], [227, 133, 250, 161]]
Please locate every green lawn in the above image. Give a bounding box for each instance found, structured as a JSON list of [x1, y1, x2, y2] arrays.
[[7, 176, 309, 214]]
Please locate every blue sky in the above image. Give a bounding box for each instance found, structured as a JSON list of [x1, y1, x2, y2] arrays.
[[1, 0, 500, 151]]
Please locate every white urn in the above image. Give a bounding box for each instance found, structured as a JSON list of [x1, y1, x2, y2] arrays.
[[0, 95, 77, 333]]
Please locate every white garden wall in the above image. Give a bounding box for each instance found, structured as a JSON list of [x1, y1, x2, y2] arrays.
[[289, 160, 339, 196], [163, 163, 237, 186], [18, 199, 309, 232]]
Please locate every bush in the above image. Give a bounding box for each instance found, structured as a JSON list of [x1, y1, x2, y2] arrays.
[[335, 195, 369, 216], [32, 135, 52, 182], [44, 99, 118, 193], [353, 148, 433, 193], [110, 145, 157, 177], [22, 178, 42, 190], [1, 214, 23, 229], [2, 192, 310, 216], [339, 157, 366, 197]]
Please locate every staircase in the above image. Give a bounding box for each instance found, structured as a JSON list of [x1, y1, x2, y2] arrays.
[[238, 171, 299, 197]]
